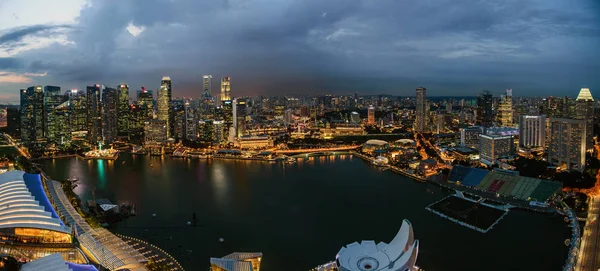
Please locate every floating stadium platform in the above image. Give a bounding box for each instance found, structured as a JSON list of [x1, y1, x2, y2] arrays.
[[446, 165, 562, 203]]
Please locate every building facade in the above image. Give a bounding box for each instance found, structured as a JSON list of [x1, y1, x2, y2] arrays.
[[7, 107, 20, 138], [479, 134, 515, 165], [575, 88, 594, 151], [43, 86, 63, 145], [476, 91, 493, 127], [519, 115, 546, 148], [460, 126, 483, 149], [415, 87, 426, 132], [86, 85, 103, 144], [117, 84, 130, 137], [498, 89, 513, 126], [102, 87, 118, 144], [547, 118, 586, 171], [20, 86, 44, 145], [367, 105, 375, 125], [157, 84, 170, 138]]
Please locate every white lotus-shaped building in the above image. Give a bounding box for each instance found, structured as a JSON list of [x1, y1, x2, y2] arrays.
[[336, 219, 419, 271]]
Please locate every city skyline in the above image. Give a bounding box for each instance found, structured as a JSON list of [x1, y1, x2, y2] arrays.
[[0, 0, 599, 100]]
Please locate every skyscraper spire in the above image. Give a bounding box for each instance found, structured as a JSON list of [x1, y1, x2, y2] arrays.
[[576, 88, 593, 101]]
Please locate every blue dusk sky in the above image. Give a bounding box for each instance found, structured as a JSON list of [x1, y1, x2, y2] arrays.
[[0, 0, 599, 101]]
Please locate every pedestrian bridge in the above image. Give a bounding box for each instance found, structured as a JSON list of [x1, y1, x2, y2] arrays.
[[275, 145, 360, 155]]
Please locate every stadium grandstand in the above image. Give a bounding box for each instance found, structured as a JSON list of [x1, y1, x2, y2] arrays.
[[447, 166, 562, 202]]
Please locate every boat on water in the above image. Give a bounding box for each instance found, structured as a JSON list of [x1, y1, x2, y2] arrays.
[[286, 157, 297, 164]]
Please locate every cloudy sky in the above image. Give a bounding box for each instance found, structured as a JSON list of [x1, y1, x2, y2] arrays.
[[0, 0, 599, 101]]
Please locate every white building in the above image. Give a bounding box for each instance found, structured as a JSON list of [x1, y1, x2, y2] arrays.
[[336, 219, 419, 271], [519, 115, 546, 149], [460, 126, 483, 149], [479, 134, 515, 165]]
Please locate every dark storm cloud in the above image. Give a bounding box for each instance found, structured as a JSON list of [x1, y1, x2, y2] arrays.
[[0, 24, 72, 51], [0, 57, 23, 69], [2, 0, 600, 96]]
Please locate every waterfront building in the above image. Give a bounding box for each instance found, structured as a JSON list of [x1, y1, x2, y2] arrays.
[[460, 126, 483, 149], [362, 139, 390, 154], [128, 103, 145, 142], [7, 107, 20, 138], [157, 84, 170, 138], [198, 120, 214, 142], [0, 171, 72, 244], [210, 252, 262, 271], [102, 87, 118, 144], [66, 90, 87, 140], [236, 135, 273, 149], [479, 134, 515, 166], [144, 119, 167, 146], [575, 88, 594, 151], [161, 76, 174, 139], [43, 86, 63, 145], [184, 101, 197, 141], [320, 125, 365, 139], [498, 89, 513, 126], [136, 88, 154, 120], [415, 87, 426, 132], [173, 99, 186, 141], [86, 84, 103, 144], [117, 84, 130, 137], [221, 77, 233, 139], [53, 101, 72, 146], [367, 105, 375, 125], [335, 219, 418, 271], [233, 98, 247, 137], [20, 86, 44, 144], [213, 120, 225, 143], [547, 118, 586, 171], [476, 91, 493, 127], [519, 115, 545, 151]]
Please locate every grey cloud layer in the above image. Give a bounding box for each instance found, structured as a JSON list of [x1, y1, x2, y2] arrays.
[[1, 0, 599, 96]]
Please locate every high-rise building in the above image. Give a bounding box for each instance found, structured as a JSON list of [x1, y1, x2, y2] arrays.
[[43, 86, 63, 145], [144, 119, 167, 146], [367, 105, 375, 125], [172, 99, 185, 141], [350, 111, 360, 124], [213, 120, 225, 143], [7, 108, 20, 138], [184, 101, 196, 141], [117, 84, 130, 137], [548, 118, 586, 171], [201, 75, 214, 119], [479, 134, 515, 165], [498, 89, 513, 126], [198, 120, 214, 142], [86, 84, 103, 144], [220, 77, 231, 102], [136, 88, 154, 120], [157, 84, 170, 137], [102, 87, 118, 143], [160, 76, 173, 138], [128, 103, 146, 141], [233, 98, 247, 137], [67, 90, 87, 138], [519, 115, 546, 148], [415, 87, 426, 132], [460, 126, 483, 149], [476, 91, 493, 127], [53, 101, 72, 146], [20, 86, 44, 144], [575, 88, 594, 151], [221, 77, 233, 139]]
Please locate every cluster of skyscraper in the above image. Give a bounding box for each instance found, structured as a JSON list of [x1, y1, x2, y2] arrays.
[[14, 76, 242, 151]]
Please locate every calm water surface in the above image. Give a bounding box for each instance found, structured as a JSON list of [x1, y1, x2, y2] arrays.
[[40, 154, 570, 271]]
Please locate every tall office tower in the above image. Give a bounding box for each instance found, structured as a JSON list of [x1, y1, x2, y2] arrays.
[[184, 101, 196, 141], [144, 119, 167, 146], [86, 84, 103, 144], [367, 105, 375, 125], [498, 89, 513, 126], [53, 101, 72, 146], [117, 84, 130, 137], [129, 103, 146, 141], [102, 87, 118, 143], [415, 87, 427, 132], [460, 126, 483, 149], [160, 76, 174, 138], [43, 86, 63, 145], [172, 99, 185, 141], [67, 90, 87, 138], [519, 115, 546, 148], [220, 77, 233, 139], [20, 86, 44, 144], [479, 134, 515, 165], [136, 88, 154, 120], [157, 84, 170, 138], [350, 111, 360, 123], [7, 108, 20, 138], [575, 88, 594, 151], [220, 76, 231, 102], [198, 120, 214, 142], [476, 91, 493, 127], [213, 120, 225, 143], [548, 118, 586, 172], [201, 75, 214, 118], [233, 98, 247, 137]]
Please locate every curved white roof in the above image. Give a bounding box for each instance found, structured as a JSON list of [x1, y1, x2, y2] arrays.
[[395, 139, 415, 144], [336, 219, 419, 271], [0, 171, 70, 234], [22, 253, 70, 271], [365, 139, 389, 146]]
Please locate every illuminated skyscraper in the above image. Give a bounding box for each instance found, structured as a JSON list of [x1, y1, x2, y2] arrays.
[[184, 101, 196, 141], [157, 84, 170, 137], [221, 77, 233, 138], [136, 88, 154, 120], [548, 118, 586, 171], [476, 91, 493, 127], [479, 134, 515, 165], [575, 88, 594, 151], [367, 105, 375, 125], [20, 86, 44, 144], [201, 75, 215, 119], [498, 89, 513, 126], [117, 84, 130, 136], [233, 98, 247, 137], [86, 84, 103, 144], [415, 87, 426, 132], [102, 87, 118, 143], [161, 76, 174, 138], [43, 86, 63, 145], [7, 108, 20, 138], [519, 115, 546, 148], [67, 90, 87, 138], [221, 77, 231, 102]]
